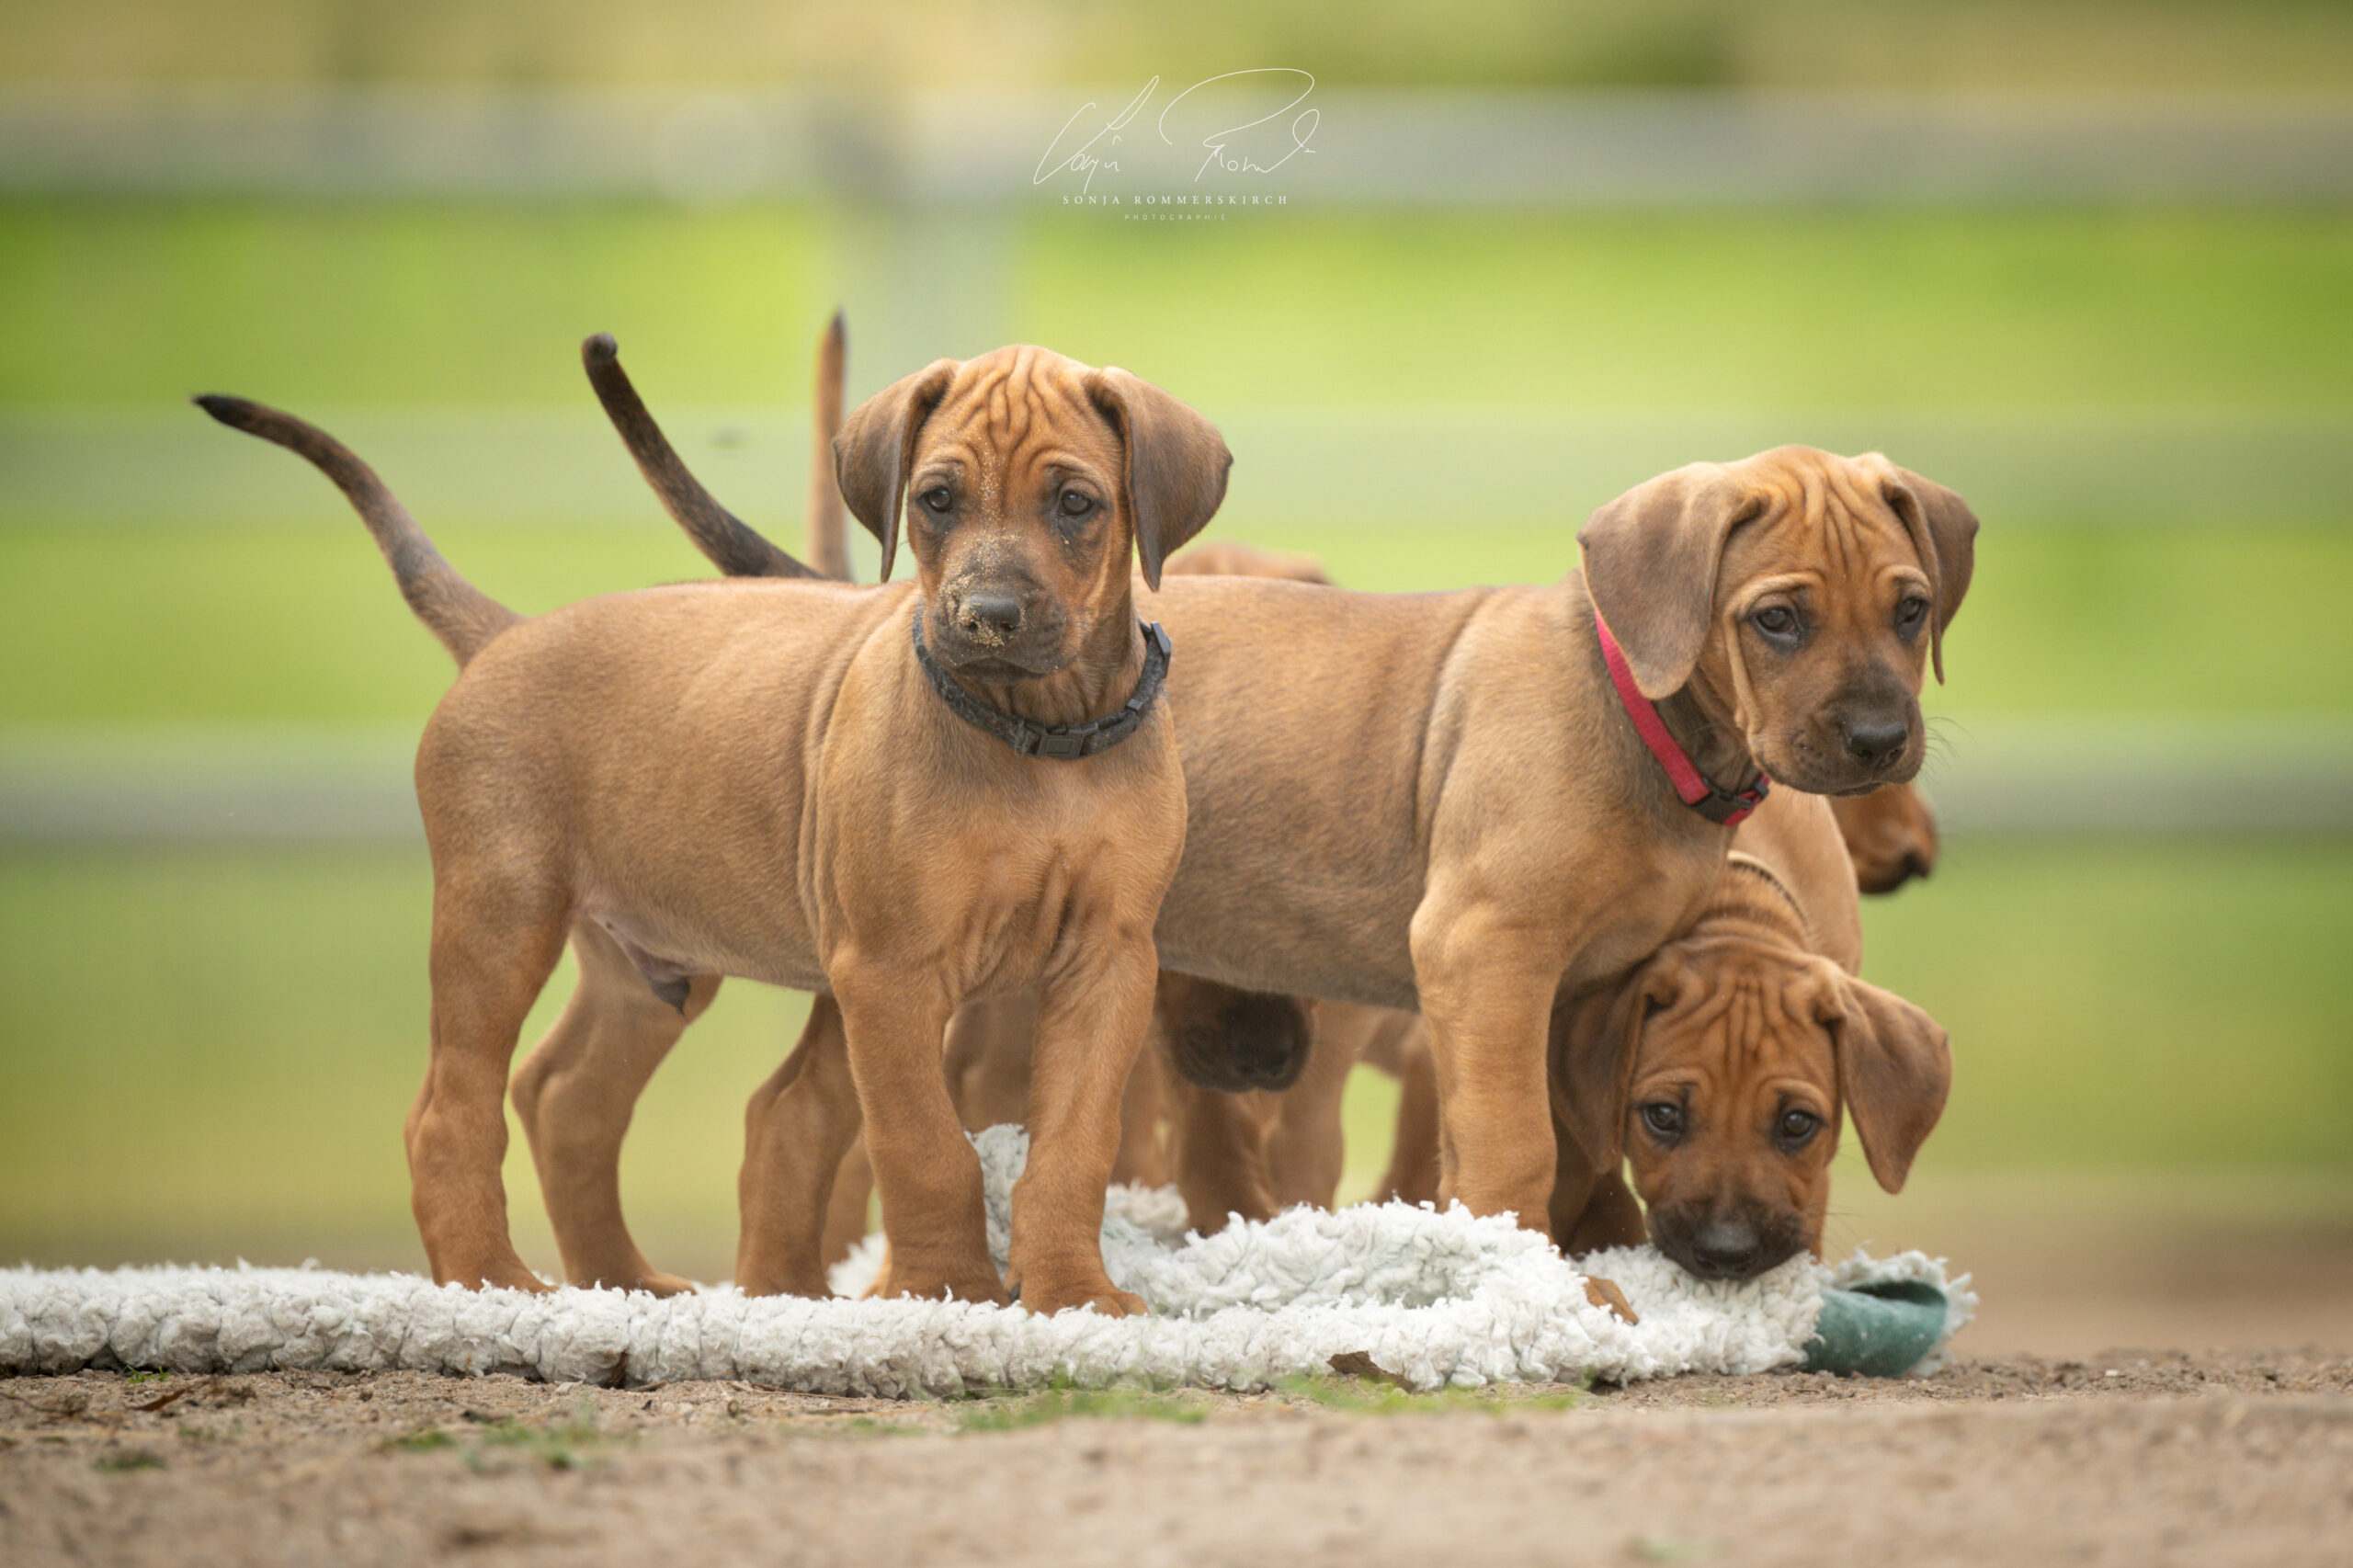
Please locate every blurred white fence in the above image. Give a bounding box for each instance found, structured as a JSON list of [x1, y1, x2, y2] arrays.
[[3, 85, 2350, 206]]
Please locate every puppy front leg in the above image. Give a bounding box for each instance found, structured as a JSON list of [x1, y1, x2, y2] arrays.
[[1110, 1045, 1169, 1188], [1264, 1014, 1357, 1210], [833, 965, 1008, 1306], [1410, 902, 1561, 1233], [821, 1138, 876, 1267], [1163, 1070, 1277, 1236], [942, 990, 1038, 1132], [1378, 1029, 1443, 1206], [1006, 935, 1157, 1316]]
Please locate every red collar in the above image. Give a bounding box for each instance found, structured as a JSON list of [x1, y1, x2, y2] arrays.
[[1593, 611, 1771, 828]]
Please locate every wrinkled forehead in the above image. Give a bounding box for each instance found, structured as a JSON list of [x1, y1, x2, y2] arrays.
[[916, 347, 1122, 490], [1718, 450, 1927, 593], [1643, 949, 1838, 1077]]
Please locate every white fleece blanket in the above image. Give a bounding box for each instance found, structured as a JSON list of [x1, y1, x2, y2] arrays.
[[0, 1129, 1970, 1395]]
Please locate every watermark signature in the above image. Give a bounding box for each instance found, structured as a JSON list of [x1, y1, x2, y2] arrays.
[[1034, 69, 1318, 197]]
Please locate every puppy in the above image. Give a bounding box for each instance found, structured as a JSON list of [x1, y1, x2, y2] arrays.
[[199, 335, 1229, 1314], [1828, 784, 1940, 893], [1560, 786, 1949, 1278], [601, 379, 1979, 1269]]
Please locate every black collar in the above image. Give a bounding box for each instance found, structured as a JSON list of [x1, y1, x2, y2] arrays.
[[912, 614, 1173, 761]]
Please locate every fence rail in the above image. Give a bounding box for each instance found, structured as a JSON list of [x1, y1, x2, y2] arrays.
[[3, 721, 2347, 841], [5, 86, 2351, 206]]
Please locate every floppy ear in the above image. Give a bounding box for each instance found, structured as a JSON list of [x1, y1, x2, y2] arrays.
[[832, 358, 958, 584], [1549, 955, 1685, 1174], [1824, 971, 1951, 1194], [1086, 368, 1232, 590], [1575, 462, 1767, 699], [1861, 455, 1979, 686]]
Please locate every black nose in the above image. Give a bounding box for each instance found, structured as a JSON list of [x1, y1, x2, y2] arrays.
[[1688, 1219, 1763, 1278], [1840, 714, 1911, 770], [954, 592, 1024, 642]]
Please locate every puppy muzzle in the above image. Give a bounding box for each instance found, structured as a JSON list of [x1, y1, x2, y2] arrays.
[[929, 588, 1072, 676], [1653, 1209, 1808, 1283]]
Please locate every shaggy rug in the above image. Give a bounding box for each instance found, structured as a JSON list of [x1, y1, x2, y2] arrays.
[[0, 1130, 1971, 1395]]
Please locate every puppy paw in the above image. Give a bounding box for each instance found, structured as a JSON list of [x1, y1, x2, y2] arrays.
[[875, 1257, 1013, 1309], [1024, 1282, 1148, 1318], [442, 1262, 556, 1294]]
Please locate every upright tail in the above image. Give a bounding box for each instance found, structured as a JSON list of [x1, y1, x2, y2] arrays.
[[580, 334, 821, 581], [194, 394, 520, 666], [806, 310, 851, 582]]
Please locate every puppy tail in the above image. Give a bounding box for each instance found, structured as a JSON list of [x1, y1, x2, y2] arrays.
[[805, 310, 852, 582], [580, 334, 821, 581], [193, 394, 520, 666]]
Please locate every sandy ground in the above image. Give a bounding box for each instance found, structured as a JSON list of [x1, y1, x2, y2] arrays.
[[5, 1349, 2351, 1568], [11, 1176, 2351, 1564]]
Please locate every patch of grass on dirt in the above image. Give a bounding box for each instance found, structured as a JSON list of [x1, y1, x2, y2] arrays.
[[954, 1383, 1211, 1433], [822, 1415, 928, 1437], [381, 1426, 455, 1454], [94, 1449, 166, 1471], [464, 1397, 617, 1472], [1275, 1372, 1588, 1416]]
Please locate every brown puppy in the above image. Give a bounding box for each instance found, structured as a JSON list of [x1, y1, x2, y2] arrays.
[[1379, 784, 1946, 1265], [903, 540, 1335, 1239], [613, 419, 1977, 1254], [1138, 449, 1973, 1239], [1828, 784, 1940, 893], [197, 338, 1228, 1312], [1598, 787, 1949, 1278]]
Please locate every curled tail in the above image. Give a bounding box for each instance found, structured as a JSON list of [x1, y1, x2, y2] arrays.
[[194, 394, 520, 666], [580, 334, 821, 582], [806, 310, 851, 582]]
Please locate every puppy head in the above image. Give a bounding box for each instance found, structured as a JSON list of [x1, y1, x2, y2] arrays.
[[1827, 782, 1940, 894], [1154, 971, 1315, 1094], [1618, 941, 1951, 1282], [1576, 448, 1978, 796], [835, 347, 1230, 678]]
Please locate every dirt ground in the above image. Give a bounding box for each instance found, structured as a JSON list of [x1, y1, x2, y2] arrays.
[[5, 1349, 2351, 1568]]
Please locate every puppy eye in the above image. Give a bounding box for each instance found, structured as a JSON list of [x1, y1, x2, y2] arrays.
[[1776, 1109, 1822, 1145], [1640, 1103, 1686, 1141], [1752, 606, 1798, 638], [1895, 596, 1929, 631], [1058, 489, 1096, 518], [919, 487, 953, 515]]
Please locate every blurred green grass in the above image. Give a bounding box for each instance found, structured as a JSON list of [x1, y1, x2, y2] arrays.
[[1017, 208, 2353, 413], [1, 189, 2347, 1269], [5, 201, 2348, 411], [4, 836, 2344, 1272], [0, 845, 805, 1273]]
